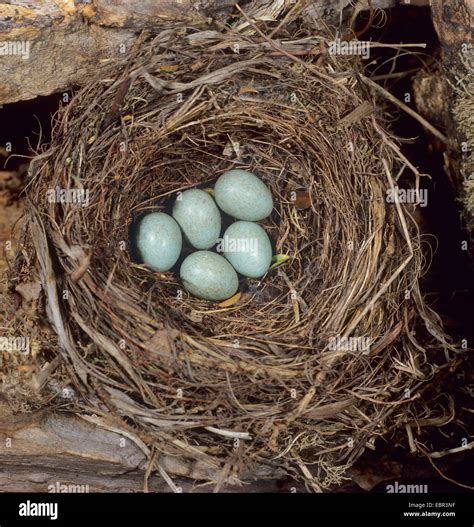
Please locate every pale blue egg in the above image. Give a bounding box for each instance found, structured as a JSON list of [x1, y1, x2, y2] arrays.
[[222, 221, 272, 278], [214, 169, 273, 221], [135, 212, 182, 271], [172, 189, 221, 249], [180, 251, 239, 301]]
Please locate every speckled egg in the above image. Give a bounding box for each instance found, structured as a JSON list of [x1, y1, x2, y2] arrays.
[[214, 169, 273, 221], [135, 212, 182, 272], [222, 221, 272, 278], [172, 189, 221, 249], [180, 251, 239, 301]]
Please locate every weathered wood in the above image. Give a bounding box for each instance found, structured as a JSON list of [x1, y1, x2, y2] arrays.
[[0, 0, 211, 105], [0, 0, 419, 106], [0, 397, 294, 492], [430, 0, 474, 235]]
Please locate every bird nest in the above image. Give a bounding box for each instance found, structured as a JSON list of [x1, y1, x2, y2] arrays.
[[8, 7, 452, 491]]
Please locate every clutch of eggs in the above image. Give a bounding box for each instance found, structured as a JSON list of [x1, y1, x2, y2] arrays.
[[131, 169, 274, 301]]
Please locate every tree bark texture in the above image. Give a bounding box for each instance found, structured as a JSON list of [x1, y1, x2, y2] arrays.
[[430, 0, 474, 234], [0, 397, 295, 492], [0, 0, 406, 106]]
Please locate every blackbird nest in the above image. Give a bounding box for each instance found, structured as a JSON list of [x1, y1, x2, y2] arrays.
[[8, 5, 453, 491]]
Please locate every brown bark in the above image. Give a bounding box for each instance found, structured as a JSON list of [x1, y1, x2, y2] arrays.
[[429, 0, 474, 234], [0, 0, 220, 106], [0, 397, 293, 492], [0, 0, 420, 106]]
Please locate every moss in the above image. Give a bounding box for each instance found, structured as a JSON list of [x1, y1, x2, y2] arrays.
[[452, 51, 474, 226]]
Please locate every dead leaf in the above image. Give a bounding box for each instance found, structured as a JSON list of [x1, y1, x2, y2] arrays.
[[15, 281, 42, 303], [370, 321, 403, 356], [386, 231, 395, 256], [238, 85, 259, 96], [190, 59, 206, 72], [160, 65, 179, 72], [339, 101, 374, 127], [303, 399, 356, 420], [145, 329, 181, 362], [218, 291, 241, 307], [70, 251, 91, 282], [293, 190, 312, 210]]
